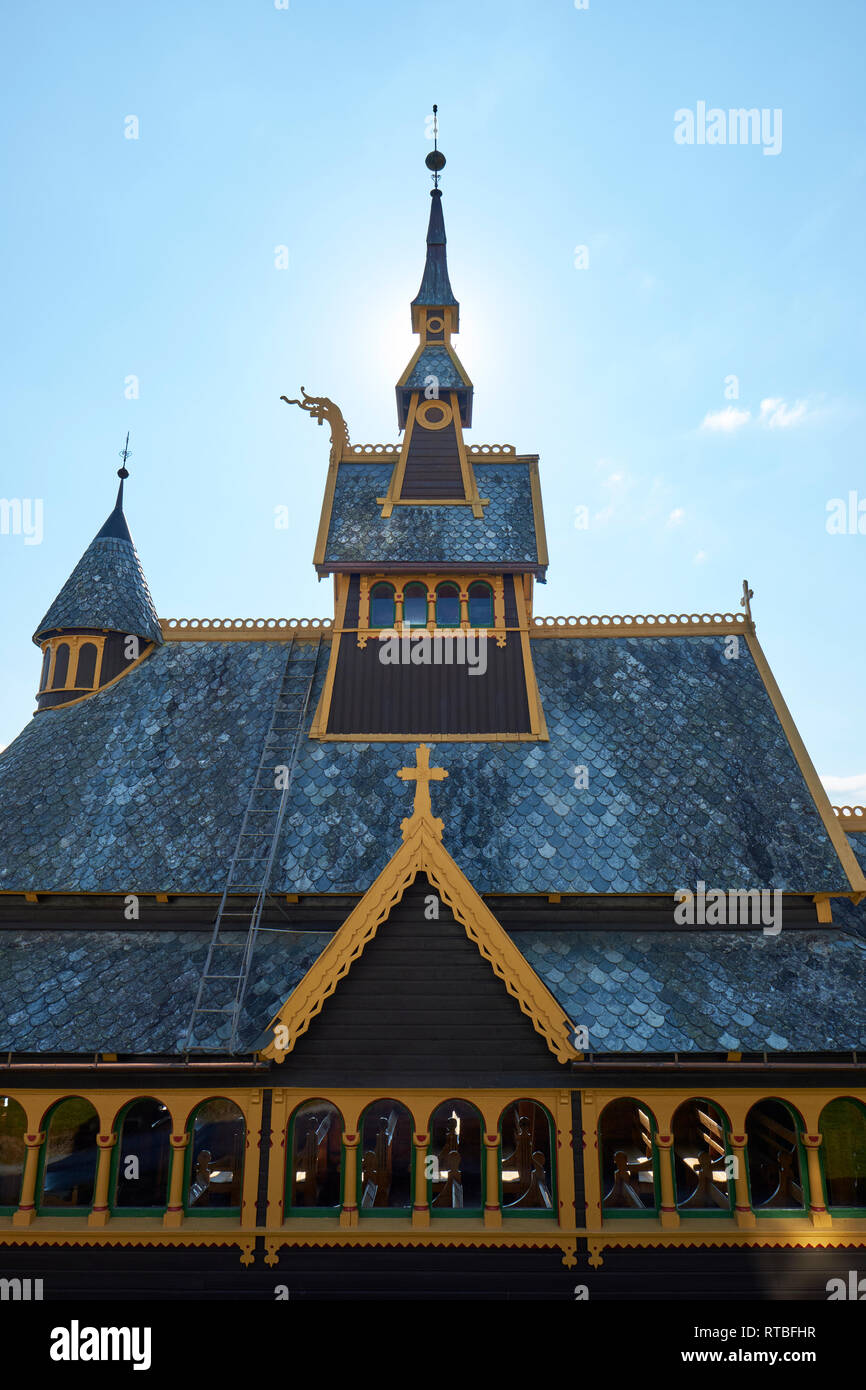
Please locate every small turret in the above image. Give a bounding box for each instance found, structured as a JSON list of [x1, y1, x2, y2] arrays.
[[32, 439, 162, 712]]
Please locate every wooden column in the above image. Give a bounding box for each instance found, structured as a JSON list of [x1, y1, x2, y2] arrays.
[[412, 1131, 430, 1227], [88, 1132, 117, 1226], [163, 1134, 189, 1228], [340, 1131, 359, 1228], [483, 1132, 501, 1227], [12, 1132, 45, 1227], [459, 591, 469, 628], [802, 1133, 832, 1228], [728, 1134, 756, 1227], [656, 1134, 679, 1228]]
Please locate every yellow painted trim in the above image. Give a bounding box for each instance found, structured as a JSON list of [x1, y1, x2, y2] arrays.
[[451, 391, 484, 518], [835, 806, 866, 833], [530, 614, 748, 639], [746, 631, 866, 893], [514, 580, 548, 740], [261, 760, 577, 1063], [159, 621, 332, 643], [309, 579, 348, 738], [528, 458, 549, 570]]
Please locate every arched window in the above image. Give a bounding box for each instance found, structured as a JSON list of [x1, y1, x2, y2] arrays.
[[435, 583, 460, 628], [38, 1097, 99, 1211], [819, 1098, 866, 1212], [600, 1098, 659, 1214], [499, 1099, 555, 1214], [672, 1098, 733, 1212], [0, 1096, 27, 1211], [467, 582, 493, 628], [402, 582, 428, 628], [428, 1100, 483, 1215], [287, 1100, 343, 1212], [370, 582, 395, 629], [185, 1099, 245, 1213], [359, 1100, 413, 1213], [52, 642, 70, 689], [75, 641, 99, 688], [112, 1098, 171, 1212], [39, 647, 50, 691], [745, 1099, 807, 1211]]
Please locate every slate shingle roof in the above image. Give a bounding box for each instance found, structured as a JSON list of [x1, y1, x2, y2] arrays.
[[0, 633, 849, 894], [324, 462, 538, 566], [0, 928, 329, 1053], [516, 929, 866, 1052], [33, 533, 162, 646], [404, 346, 469, 391], [3, 921, 864, 1056]]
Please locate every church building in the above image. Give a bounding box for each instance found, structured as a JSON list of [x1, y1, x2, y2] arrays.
[[1, 131, 866, 1300]]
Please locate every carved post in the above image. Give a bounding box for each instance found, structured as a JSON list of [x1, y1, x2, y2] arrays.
[[459, 591, 469, 629], [484, 1133, 502, 1227], [163, 1134, 190, 1228], [728, 1134, 756, 1228], [394, 591, 404, 627], [88, 1133, 118, 1226], [340, 1131, 359, 1228], [412, 1132, 430, 1227], [12, 1132, 45, 1227], [802, 1134, 832, 1228], [656, 1134, 679, 1228]]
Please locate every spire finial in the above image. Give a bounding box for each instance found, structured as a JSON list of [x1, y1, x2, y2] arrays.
[[118, 432, 132, 480], [425, 104, 445, 189]]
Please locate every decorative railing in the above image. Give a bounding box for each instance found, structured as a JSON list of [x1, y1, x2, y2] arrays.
[[467, 444, 516, 456], [834, 805, 866, 827], [344, 445, 399, 457], [530, 612, 746, 635], [160, 618, 332, 641]]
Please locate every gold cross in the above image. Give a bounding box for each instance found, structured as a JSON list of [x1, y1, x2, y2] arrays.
[[397, 744, 448, 833]]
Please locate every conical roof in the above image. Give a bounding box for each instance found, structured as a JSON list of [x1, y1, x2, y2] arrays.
[[32, 477, 162, 646]]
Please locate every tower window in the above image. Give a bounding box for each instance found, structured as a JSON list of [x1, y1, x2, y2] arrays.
[[75, 642, 99, 688], [435, 583, 460, 627], [369, 583, 396, 629], [467, 582, 494, 628], [402, 582, 428, 628], [39, 647, 50, 691], [52, 642, 70, 689]]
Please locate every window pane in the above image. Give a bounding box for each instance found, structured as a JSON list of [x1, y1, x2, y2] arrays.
[[435, 585, 460, 627], [289, 1101, 342, 1210], [370, 584, 395, 628], [41, 1098, 98, 1208], [187, 1099, 244, 1209], [360, 1101, 412, 1210], [820, 1099, 866, 1209], [746, 1099, 805, 1209], [672, 1098, 731, 1210], [402, 583, 428, 627], [0, 1097, 26, 1208], [500, 1099, 554, 1211], [52, 643, 70, 688], [600, 1098, 657, 1210], [467, 583, 493, 627], [429, 1101, 482, 1212], [75, 642, 98, 688], [114, 1098, 171, 1209], [39, 648, 50, 691]]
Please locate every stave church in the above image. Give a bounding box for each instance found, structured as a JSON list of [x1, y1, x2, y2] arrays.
[[1, 128, 866, 1300]]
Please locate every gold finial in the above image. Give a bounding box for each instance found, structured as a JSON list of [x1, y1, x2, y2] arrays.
[[397, 744, 448, 840]]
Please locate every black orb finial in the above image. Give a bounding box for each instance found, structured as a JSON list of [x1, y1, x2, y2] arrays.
[[118, 431, 132, 480], [426, 104, 445, 187]]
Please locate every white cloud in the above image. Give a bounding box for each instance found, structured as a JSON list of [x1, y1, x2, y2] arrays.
[[700, 406, 751, 432], [821, 772, 866, 798], [693, 550, 708, 564], [759, 397, 809, 428], [666, 507, 685, 527]]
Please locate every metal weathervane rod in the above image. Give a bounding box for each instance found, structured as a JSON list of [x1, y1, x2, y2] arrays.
[[426, 103, 445, 186]]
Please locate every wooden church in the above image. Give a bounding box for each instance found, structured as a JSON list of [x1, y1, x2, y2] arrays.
[[1, 129, 866, 1301]]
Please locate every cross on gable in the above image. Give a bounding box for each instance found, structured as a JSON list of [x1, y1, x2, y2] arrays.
[[397, 744, 448, 839]]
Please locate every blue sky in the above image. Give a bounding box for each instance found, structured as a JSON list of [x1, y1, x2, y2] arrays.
[[1, 0, 864, 798]]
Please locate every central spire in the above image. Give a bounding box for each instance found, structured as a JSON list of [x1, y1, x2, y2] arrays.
[[411, 106, 459, 329]]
